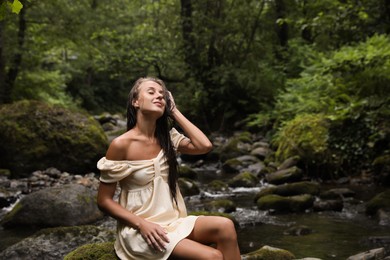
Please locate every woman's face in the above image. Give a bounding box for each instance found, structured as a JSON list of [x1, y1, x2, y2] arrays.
[[133, 80, 166, 117]]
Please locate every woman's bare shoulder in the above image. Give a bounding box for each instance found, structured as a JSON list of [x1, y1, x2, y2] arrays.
[[106, 131, 134, 160]]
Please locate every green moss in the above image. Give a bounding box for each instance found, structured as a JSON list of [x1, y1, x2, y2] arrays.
[[0, 202, 23, 227], [0, 100, 108, 177], [244, 245, 295, 260], [64, 242, 116, 260], [178, 165, 197, 180], [237, 131, 252, 143], [274, 113, 329, 164], [257, 194, 314, 213], [206, 199, 236, 213], [229, 172, 258, 187], [207, 180, 228, 191], [77, 194, 92, 204], [366, 190, 390, 215]]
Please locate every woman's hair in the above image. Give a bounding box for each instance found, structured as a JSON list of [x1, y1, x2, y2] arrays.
[[127, 77, 179, 204]]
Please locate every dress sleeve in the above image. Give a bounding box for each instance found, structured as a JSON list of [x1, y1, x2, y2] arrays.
[[97, 157, 133, 183], [170, 128, 187, 150]]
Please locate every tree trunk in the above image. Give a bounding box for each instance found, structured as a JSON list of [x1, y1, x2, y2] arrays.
[[0, 3, 27, 104], [0, 21, 5, 104], [180, 0, 199, 71], [274, 0, 288, 47]]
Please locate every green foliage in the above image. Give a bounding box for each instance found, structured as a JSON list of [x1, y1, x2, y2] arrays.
[[274, 114, 329, 164], [268, 34, 390, 177], [0, 0, 23, 20]]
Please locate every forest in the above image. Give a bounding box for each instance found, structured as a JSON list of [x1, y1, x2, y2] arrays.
[[1, 0, 389, 179], [0, 1, 390, 259]]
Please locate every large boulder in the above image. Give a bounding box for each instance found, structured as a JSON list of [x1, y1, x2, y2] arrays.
[[0, 225, 114, 260], [1, 184, 104, 228], [0, 100, 108, 177]]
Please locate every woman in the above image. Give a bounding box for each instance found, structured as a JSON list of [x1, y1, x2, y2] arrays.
[[97, 77, 241, 260]]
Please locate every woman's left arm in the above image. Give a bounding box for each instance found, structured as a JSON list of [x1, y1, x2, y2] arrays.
[[171, 107, 213, 155]]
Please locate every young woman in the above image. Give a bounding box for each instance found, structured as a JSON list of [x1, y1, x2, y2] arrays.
[[97, 77, 241, 260]]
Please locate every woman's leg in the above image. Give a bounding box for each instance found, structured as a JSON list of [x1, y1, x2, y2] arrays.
[[170, 238, 223, 260], [171, 216, 241, 260]]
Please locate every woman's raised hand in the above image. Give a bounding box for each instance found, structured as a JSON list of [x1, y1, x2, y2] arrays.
[[138, 219, 170, 252], [167, 91, 176, 113]]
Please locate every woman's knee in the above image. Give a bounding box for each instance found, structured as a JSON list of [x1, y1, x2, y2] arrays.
[[217, 217, 237, 240]]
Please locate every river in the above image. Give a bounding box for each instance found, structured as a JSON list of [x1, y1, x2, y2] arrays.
[[0, 167, 389, 259], [185, 167, 390, 259]]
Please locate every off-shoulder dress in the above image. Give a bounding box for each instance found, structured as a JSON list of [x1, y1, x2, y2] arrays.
[[97, 128, 198, 260]]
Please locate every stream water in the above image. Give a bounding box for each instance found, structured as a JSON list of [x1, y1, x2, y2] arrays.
[[0, 167, 389, 259], [187, 167, 390, 259]]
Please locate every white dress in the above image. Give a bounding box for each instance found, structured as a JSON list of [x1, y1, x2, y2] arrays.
[[97, 128, 198, 260]]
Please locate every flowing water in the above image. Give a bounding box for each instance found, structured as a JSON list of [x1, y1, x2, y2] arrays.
[[186, 168, 390, 259], [1, 168, 389, 259]]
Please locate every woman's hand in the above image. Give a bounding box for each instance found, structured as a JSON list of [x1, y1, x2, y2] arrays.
[[138, 219, 170, 252], [167, 91, 176, 113]]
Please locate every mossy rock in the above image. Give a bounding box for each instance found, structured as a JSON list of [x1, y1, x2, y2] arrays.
[[274, 114, 329, 164], [242, 245, 295, 260], [258, 181, 320, 200], [64, 242, 117, 260], [0, 100, 108, 177], [256, 194, 314, 213], [366, 190, 390, 215], [222, 158, 243, 174], [207, 180, 228, 192], [179, 165, 198, 180], [215, 137, 244, 162], [229, 172, 259, 188], [178, 178, 200, 197], [265, 166, 303, 185], [205, 199, 236, 213]]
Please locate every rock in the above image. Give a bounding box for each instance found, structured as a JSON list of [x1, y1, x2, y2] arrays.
[[0, 225, 115, 260], [0, 100, 108, 178], [206, 180, 228, 192], [265, 166, 303, 185], [283, 225, 313, 236], [373, 155, 390, 186], [222, 158, 243, 174], [64, 242, 116, 260], [242, 245, 295, 260], [346, 247, 385, 260], [228, 172, 259, 188], [246, 162, 266, 177], [216, 137, 247, 162], [313, 199, 343, 212], [1, 184, 104, 228], [205, 199, 236, 213], [277, 156, 301, 170], [178, 178, 200, 197], [366, 190, 390, 216], [257, 194, 314, 213], [378, 209, 390, 226], [250, 147, 270, 160], [254, 181, 320, 202], [179, 165, 198, 180], [320, 188, 355, 200]]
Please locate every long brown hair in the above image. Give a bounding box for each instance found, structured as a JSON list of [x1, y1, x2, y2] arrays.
[[126, 77, 179, 204]]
